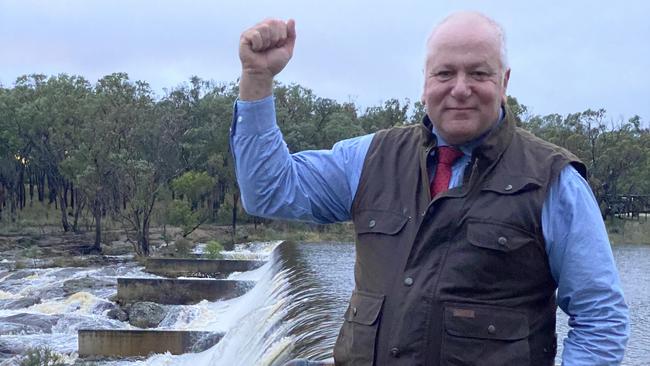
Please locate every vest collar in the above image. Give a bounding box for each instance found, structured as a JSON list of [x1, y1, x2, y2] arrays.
[[420, 106, 516, 167]]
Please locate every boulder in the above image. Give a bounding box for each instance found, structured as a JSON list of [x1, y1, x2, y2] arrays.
[[0, 313, 60, 334], [92, 300, 119, 315], [127, 302, 167, 328], [48, 267, 82, 280], [107, 308, 129, 322], [4, 270, 37, 281], [190, 332, 224, 352], [62, 276, 114, 296], [0, 296, 41, 310]]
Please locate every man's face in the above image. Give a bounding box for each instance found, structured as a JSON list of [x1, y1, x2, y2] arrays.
[[422, 21, 510, 145]]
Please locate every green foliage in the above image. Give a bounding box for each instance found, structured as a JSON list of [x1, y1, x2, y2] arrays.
[[20, 346, 66, 366], [171, 171, 215, 207], [205, 240, 224, 259], [1, 71, 648, 251], [174, 237, 193, 257], [166, 200, 198, 231]]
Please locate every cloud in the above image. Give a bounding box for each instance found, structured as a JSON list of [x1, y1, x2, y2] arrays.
[[1, 0, 648, 122]]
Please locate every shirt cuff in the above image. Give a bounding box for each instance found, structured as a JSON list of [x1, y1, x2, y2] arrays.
[[233, 95, 278, 135]]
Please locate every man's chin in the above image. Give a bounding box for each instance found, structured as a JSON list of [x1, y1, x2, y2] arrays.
[[438, 124, 480, 145]]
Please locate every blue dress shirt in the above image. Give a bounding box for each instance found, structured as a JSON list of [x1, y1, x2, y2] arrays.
[[231, 96, 630, 365]]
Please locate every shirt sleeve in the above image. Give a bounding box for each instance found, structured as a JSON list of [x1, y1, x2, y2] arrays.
[[230, 95, 373, 224], [542, 165, 630, 365]]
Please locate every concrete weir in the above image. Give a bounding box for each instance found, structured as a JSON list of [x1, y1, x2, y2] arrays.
[[145, 258, 266, 278], [117, 278, 255, 305], [78, 329, 223, 357]]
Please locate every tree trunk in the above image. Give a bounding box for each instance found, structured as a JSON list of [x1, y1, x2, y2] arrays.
[[58, 190, 71, 232], [37, 172, 45, 202], [28, 172, 34, 205], [73, 193, 84, 233], [138, 216, 150, 257], [232, 193, 238, 233], [230, 193, 239, 248], [93, 199, 102, 252], [18, 167, 25, 210], [63, 184, 69, 211], [10, 191, 17, 223]]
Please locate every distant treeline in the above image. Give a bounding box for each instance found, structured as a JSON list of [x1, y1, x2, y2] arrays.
[[0, 73, 647, 255]]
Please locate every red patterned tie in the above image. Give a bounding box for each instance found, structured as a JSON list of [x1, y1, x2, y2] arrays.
[[430, 146, 464, 198]]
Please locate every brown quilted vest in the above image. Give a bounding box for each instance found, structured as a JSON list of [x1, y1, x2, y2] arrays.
[[333, 109, 586, 366]]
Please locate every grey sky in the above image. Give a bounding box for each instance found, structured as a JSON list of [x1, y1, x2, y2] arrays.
[[1, 0, 648, 123]]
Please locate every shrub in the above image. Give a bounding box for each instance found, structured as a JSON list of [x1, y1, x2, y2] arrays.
[[174, 237, 193, 257], [205, 240, 224, 259], [20, 347, 66, 366]]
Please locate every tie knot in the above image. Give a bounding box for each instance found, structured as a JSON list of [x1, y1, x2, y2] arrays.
[[437, 146, 464, 165]]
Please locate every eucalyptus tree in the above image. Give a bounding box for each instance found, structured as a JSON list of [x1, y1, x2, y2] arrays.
[[359, 98, 410, 133]]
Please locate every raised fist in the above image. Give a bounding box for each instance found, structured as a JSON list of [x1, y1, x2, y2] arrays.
[[239, 18, 296, 79]]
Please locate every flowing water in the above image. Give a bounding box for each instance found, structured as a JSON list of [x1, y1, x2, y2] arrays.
[[0, 242, 648, 365]]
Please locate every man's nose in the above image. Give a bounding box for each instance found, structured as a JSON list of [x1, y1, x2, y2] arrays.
[[450, 75, 472, 99]]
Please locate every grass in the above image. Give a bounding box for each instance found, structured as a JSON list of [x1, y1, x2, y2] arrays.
[[606, 216, 650, 245], [5, 201, 649, 264], [231, 221, 356, 244], [0, 201, 123, 236]]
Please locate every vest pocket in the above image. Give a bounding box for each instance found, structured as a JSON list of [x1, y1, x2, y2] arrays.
[[353, 209, 409, 235], [441, 303, 530, 366], [466, 219, 535, 252], [334, 290, 385, 365]]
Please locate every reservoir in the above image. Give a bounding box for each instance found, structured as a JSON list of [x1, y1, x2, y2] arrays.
[[0, 242, 647, 365]]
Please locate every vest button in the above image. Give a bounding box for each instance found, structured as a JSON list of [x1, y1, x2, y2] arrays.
[[390, 347, 400, 357], [487, 324, 496, 334], [369, 219, 376, 228], [504, 184, 513, 191], [497, 236, 508, 246], [403, 277, 414, 286]]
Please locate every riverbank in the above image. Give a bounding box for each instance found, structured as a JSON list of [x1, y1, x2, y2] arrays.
[[605, 217, 650, 245], [1, 217, 647, 269]]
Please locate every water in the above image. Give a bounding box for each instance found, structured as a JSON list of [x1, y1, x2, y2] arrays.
[[176, 241, 650, 365], [0, 242, 648, 365]]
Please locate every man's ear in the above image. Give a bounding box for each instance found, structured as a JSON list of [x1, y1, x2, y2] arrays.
[[501, 68, 511, 102]]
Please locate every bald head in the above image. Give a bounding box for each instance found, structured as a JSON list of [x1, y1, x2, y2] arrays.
[[426, 11, 508, 72]]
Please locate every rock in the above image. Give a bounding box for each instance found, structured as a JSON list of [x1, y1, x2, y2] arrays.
[[62, 276, 114, 296], [0, 296, 41, 310], [127, 301, 167, 328], [31, 285, 65, 300], [0, 313, 60, 334], [92, 299, 119, 314], [4, 270, 37, 281], [190, 332, 224, 352], [0, 339, 14, 355], [52, 313, 122, 333], [107, 308, 129, 322], [108, 293, 120, 303], [48, 267, 82, 280]]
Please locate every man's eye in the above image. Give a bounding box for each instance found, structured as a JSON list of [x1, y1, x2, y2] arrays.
[[433, 71, 453, 80], [470, 71, 491, 80]]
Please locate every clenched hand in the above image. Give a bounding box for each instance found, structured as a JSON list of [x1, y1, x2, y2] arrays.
[[239, 19, 296, 101]]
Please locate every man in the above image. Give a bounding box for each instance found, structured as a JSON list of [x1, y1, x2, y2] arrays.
[[232, 12, 629, 365]]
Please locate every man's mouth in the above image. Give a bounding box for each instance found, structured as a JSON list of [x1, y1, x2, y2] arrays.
[[446, 107, 476, 111]]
